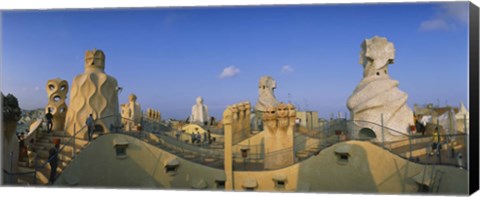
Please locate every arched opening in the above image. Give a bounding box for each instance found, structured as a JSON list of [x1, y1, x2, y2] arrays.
[[94, 124, 105, 133], [358, 128, 376, 140], [53, 95, 61, 102]]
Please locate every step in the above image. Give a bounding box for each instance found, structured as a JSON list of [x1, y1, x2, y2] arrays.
[[29, 156, 73, 185], [19, 156, 29, 163], [35, 142, 82, 156], [38, 131, 66, 138], [38, 139, 50, 143], [36, 159, 69, 171], [35, 166, 51, 185], [36, 151, 73, 162], [17, 167, 37, 185], [35, 146, 47, 151], [42, 130, 69, 137], [306, 147, 320, 153], [18, 160, 30, 168], [38, 135, 89, 147], [35, 147, 77, 159], [18, 166, 35, 173], [18, 161, 67, 185], [37, 150, 81, 162], [18, 164, 65, 184], [42, 161, 65, 174], [18, 166, 48, 185]]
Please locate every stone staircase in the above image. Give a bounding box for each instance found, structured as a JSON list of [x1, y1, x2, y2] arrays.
[[17, 130, 89, 185]]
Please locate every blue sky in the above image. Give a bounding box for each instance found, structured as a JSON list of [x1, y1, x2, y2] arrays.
[[1, 2, 469, 120]]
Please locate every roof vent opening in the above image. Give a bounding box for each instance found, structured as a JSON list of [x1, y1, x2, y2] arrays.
[[165, 158, 180, 176], [113, 138, 129, 159]]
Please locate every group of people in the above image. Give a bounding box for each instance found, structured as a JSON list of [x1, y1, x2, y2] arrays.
[[11, 109, 94, 185], [17, 132, 35, 164], [43, 110, 94, 184], [414, 118, 426, 135], [413, 114, 442, 156], [46, 109, 95, 141], [189, 130, 212, 145], [428, 127, 459, 163], [17, 130, 59, 184]]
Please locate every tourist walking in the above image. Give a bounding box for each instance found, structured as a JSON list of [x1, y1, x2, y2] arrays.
[[457, 153, 463, 169], [203, 132, 208, 144], [18, 132, 27, 159], [86, 114, 95, 142], [48, 140, 60, 184], [429, 127, 442, 156], [415, 115, 425, 135], [196, 132, 201, 144], [175, 130, 181, 141], [190, 132, 196, 144], [45, 108, 54, 133], [207, 130, 212, 144], [27, 139, 36, 168]]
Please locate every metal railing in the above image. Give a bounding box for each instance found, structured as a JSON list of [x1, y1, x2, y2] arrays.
[[229, 129, 331, 171], [346, 116, 469, 169], [101, 115, 329, 171], [2, 114, 117, 185], [289, 115, 468, 169], [102, 115, 226, 169], [4, 113, 467, 185]]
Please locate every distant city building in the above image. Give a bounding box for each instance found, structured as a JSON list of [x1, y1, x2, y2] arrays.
[[414, 102, 469, 133], [296, 111, 319, 130], [120, 93, 142, 131]]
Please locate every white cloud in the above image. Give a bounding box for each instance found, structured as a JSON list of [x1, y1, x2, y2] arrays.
[[419, 19, 450, 32], [418, 2, 468, 32], [281, 65, 294, 73], [440, 3, 468, 24], [219, 65, 240, 79]]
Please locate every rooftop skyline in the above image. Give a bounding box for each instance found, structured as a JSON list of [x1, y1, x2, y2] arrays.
[[1, 2, 469, 120]]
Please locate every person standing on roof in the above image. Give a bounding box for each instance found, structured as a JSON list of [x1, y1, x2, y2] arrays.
[[45, 108, 54, 134], [203, 131, 208, 145], [429, 127, 442, 156], [48, 139, 60, 184]]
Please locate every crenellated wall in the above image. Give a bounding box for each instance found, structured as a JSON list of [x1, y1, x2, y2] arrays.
[[145, 108, 161, 123]]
